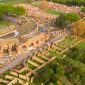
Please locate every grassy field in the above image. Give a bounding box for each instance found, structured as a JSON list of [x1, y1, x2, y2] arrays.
[[44, 9, 64, 15]]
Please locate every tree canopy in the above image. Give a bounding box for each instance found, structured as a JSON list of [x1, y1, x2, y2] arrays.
[[9, 6, 26, 16], [64, 12, 81, 22], [0, 4, 26, 17], [49, 0, 85, 6], [81, 7, 85, 13], [72, 19, 85, 37], [55, 13, 66, 29], [55, 12, 81, 29]]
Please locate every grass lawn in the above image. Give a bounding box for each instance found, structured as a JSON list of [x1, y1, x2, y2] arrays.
[[44, 9, 64, 15], [59, 36, 75, 47], [75, 40, 85, 50], [0, 20, 11, 27]]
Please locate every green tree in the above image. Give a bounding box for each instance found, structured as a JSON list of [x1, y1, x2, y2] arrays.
[[55, 13, 66, 29], [26, 0, 32, 3], [81, 7, 85, 13], [52, 64, 65, 82], [41, 68, 54, 82], [64, 12, 81, 22], [81, 73, 85, 85], [10, 6, 26, 16], [66, 47, 80, 60]]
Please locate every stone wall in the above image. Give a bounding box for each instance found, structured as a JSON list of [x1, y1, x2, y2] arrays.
[[17, 33, 48, 54]]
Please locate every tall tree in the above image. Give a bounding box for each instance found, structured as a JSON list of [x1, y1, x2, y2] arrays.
[[55, 13, 66, 29], [72, 19, 85, 38]]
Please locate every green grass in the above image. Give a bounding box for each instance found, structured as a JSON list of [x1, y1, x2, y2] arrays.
[[27, 63, 36, 70], [75, 41, 85, 50], [0, 71, 10, 79], [13, 82, 22, 85], [44, 9, 64, 15], [20, 70, 28, 75], [0, 20, 11, 27], [37, 56, 48, 62], [59, 36, 75, 47], [32, 60, 42, 65]]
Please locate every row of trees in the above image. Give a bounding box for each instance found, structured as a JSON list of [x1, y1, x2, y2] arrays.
[[0, 4, 26, 20], [47, 0, 85, 6]]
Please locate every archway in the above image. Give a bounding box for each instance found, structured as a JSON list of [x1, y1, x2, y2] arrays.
[[11, 44, 17, 52], [3, 45, 9, 56], [36, 40, 39, 44], [22, 45, 27, 51], [29, 43, 34, 50]]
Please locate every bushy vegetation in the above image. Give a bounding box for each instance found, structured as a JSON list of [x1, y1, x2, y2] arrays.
[[55, 12, 81, 29], [81, 7, 85, 12], [0, 4, 26, 17], [34, 59, 65, 85]]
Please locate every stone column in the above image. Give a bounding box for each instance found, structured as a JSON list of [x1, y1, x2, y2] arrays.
[[0, 45, 3, 57], [17, 46, 22, 54], [9, 45, 13, 56]]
